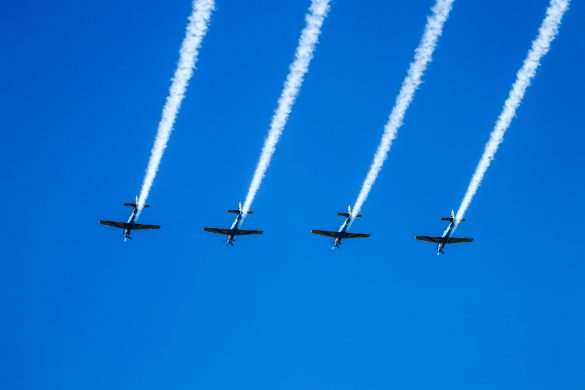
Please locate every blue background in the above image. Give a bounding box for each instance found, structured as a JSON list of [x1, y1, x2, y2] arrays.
[[1, 0, 584, 388]]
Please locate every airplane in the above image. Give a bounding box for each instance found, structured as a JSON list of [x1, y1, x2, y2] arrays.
[[311, 205, 371, 249], [203, 202, 263, 246], [100, 197, 160, 241], [415, 210, 473, 255]]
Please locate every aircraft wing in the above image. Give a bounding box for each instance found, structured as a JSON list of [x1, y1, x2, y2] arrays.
[[235, 229, 263, 236], [100, 220, 128, 229], [447, 237, 473, 244], [343, 233, 371, 239], [203, 227, 231, 235], [415, 236, 443, 243], [311, 230, 339, 238], [133, 224, 160, 230]]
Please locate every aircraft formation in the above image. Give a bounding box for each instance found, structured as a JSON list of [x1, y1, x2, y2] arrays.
[[100, 202, 472, 255], [99, 0, 568, 256]]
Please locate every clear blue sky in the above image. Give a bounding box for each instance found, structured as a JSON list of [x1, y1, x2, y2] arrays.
[[1, 0, 584, 389]]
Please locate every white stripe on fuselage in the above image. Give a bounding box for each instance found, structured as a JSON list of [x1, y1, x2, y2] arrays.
[[338, 217, 350, 235], [334, 217, 351, 247], [441, 222, 454, 240], [227, 212, 244, 243], [438, 221, 455, 253], [125, 208, 138, 237], [230, 213, 242, 231]]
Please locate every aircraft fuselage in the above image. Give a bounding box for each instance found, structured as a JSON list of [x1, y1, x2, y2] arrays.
[[100, 200, 160, 241], [333, 217, 352, 248], [438, 222, 455, 254], [123, 209, 139, 240], [203, 204, 262, 246], [415, 211, 472, 254], [311, 207, 370, 248], [226, 212, 244, 245]]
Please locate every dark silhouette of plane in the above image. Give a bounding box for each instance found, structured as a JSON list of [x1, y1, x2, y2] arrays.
[[100, 197, 160, 241], [203, 202, 263, 246], [312, 206, 371, 249], [416, 210, 473, 255]]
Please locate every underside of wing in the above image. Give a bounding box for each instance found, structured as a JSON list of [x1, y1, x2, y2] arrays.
[[203, 227, 231, 235], [133, 224, 161, 230], [415, 236, 442, 243], [235, 229, 263, 236], [447, 237, 473, 244], [311, 230, 339, 238], [100, 220, 128, 229], [344, 233, 371, 239]]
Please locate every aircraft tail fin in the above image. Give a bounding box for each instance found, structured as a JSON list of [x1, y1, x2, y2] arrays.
[[124, 202, 149, 209], [338, 205, 362, 218], [441, 210, 463, 222], [228, 209, 253, 214], [228, 202, 252, 214], [124, 196, 149, 209], [338, 213, 362, 218]]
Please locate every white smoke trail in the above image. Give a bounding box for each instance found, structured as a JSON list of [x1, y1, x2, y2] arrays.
[[455, 0, 569, 225], [137, 0, 215, 214], [241, 0, 330, 216], [351, 0, 454, 220]]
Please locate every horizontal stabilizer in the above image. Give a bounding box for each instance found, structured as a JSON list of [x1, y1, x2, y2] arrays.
[[203, 227, 231, 235], [100, 220, 128, 229], [227, 209, 253, 215], [415, 236, 442, 243], [124, 202, 149, 208], [337, 212, 362, 218], [447, 237, 473, 244], [440, 217, 465, 222]]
